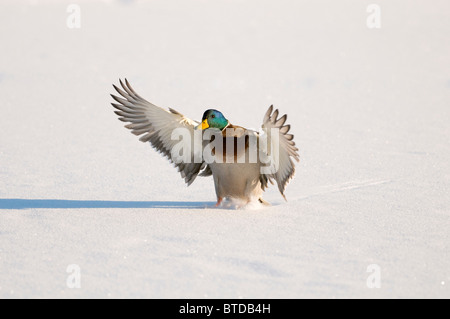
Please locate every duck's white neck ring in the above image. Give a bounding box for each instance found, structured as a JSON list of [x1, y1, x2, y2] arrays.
[[221, 122, 231, 131]]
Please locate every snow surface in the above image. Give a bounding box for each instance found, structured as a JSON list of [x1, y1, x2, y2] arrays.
[[0, 0, 449, 298]]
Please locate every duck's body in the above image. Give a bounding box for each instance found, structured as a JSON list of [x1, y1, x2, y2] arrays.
[[211, 162, 263, 204], [111, 79, 299, 207], [209, 128, 264, 205]]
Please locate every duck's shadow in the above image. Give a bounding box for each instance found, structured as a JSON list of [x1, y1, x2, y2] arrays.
[[0, 198, 215, 210]]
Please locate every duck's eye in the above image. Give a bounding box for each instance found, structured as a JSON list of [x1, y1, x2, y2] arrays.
[[211, 114, 215, 118]]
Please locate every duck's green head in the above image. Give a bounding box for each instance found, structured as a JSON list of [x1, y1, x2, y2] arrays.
[[196, 109, 229, 131]]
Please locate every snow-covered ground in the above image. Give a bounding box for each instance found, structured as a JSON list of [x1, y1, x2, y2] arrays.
[[0, 0, 449, 298]]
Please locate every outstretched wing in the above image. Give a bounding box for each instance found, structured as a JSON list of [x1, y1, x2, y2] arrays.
[[259, 105, 300, 200], [111, 79, 207, 185]]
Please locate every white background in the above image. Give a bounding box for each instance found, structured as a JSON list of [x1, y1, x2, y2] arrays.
[[0, 0, 449, 298]]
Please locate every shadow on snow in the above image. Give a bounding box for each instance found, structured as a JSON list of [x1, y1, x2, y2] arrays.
[[0, 198, 214, 210]]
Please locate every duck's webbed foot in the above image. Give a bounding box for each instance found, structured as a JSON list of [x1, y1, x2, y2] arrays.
[[215, 197, 223, 207]]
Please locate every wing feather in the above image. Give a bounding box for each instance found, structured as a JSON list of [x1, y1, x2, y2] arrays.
[[259, 105, 300, 199], [110, 79, 205, 185]]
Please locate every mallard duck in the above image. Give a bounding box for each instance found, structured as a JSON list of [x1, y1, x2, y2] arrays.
[[110, 79, 299, 207]]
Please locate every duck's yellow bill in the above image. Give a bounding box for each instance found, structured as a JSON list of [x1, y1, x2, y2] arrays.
[[196, 119, 209, 130]]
